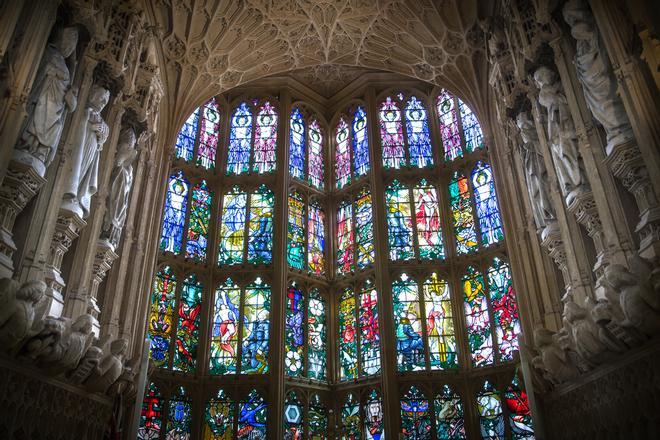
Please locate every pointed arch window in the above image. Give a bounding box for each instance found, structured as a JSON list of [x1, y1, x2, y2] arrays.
[[365, 390, 385, 439], [138, 382, 163, 440], [309, 394, 328, 437], [284, 391, 304, 438], [204, 389, 234, 439], [435, 385, 466, 439], [166, 386, 192, 439], [505, 374, 534, 439], [436, 90, 484, 161], [289, 108, 325, 189], [380, 94, 433, 169], [478, 381, 505, 440], [238, 390, 267, 438], [400, 386, 432, 439], [175, 108, 200, 162], [175, 98, 220, 168], [341, 393, 362, 438], [227, 101, 278, 175], [335, 106, 370, 189]]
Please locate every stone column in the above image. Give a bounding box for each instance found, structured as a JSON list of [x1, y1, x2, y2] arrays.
[[0, 0, 24, 63]]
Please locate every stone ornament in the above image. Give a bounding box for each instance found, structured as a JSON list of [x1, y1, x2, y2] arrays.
[[68, 345, 103, 385], [0, 278, 46, 353], [532, 327, 580, 384], [61, 85, 110, 219], [84, 337, 128, 394], [15, 27, 79, 177]]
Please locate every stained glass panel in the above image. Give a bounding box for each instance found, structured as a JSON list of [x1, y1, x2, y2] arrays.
[[238, 390, 267, 439], [359, 280, 381, 376], [241, 278, 271, 374], [308, 119, 324, 189], [353, 106, 370, 177], [160, 171, 189, 255], [365, 390, 385, 440], [308, 288, 327, 380], [472, 161, 504, 246], [247, 185, 274, 264], [341, 393, 362, 440], [385, 181, 413, 261], [166, 387, 192, 440], [285, 284, 304, 377], [173, 274, 202, 373], [449, 172, 478, 255], [175, 108, 199, 162], [437, 91, 462, 161], [505, 375, 534, 439], [227, 102, 252, 175], [414, 180, 444, 260], [253, 101, 278, 173], [488, 258, 520, 361], [204, 389, 234, 440], [308, 202, 325, 276], [458, 98, 484, 153], [185, 181, 212, 261], [400, 386, 432, 439], [335, 118, 351, 189], [336, 201, 354, 275], [478, 381, 504, 440], [209, 279, 241, 375], [339, 288, 358, 380], [218, 188, 246, 265], [463, 267, 493, 367], [289, 107, 305, 180], [356, 188, 375, 269], [309, 394, 328, 439], [435, 385, 466, 439], [284, 392, 304, 440], [286, 191, 305, 270], [423, 274, 457, 370], [149, 267, 176, 368], [380, 96, 405, 169], [392, 274, 426, 372], [197, 98, 220, 169], [406, 96, 433, 168], [138, 382, 162, 440]]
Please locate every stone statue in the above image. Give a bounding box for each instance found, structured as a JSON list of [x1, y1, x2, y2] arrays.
[[534, 66, 588, 205], [563, 299, 622, 366], [562, 0, 634, 155], [532, 327, 579, 384], [16, 27, 78, 177], [85, 338, 128, 394], [61, 84, 110, 219], [0, 279, 45, 352], [68, 345, 103, 385], [100, 128, 137, 248], [108, 357, 139, 397], [516, 111, 557, 236]]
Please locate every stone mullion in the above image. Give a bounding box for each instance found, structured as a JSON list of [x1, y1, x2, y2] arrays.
[[0, 0, 24, 63], [408, 185, 422, 261]]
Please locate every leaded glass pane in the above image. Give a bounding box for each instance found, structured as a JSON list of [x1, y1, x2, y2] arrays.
[[289, 107, 305, 180], [166, 387, 192, 440], [505, 375, 534, 439], [285, 284, 304, 377], [138, 382, 163, 440], [335, 118, 351, 189], [423, 274, 457, 370], [185, 181, 212, 261], [173, 274, 202, 373], [204, 389, 234, 439], [284, 392, 304, 439], [365, 390, 385, 440], [227, 102, 252, 175], [488, 258, 521, 361], [472, 161, 504, 246], [392, 274, 426, 372], [149, 267, 176, 368], [458, 98, 484, 153], [308, 119, 324, 189], [197, 98, 220, 169], [414, 180, 445, 260], [308, 202, 325, 276], [406, 96, 433, 168], [353, 106, 370, 177], [339, 288, 358, 381], [160, 171, 189, 255], [437, 91, 462, 161], [380, 96, 405, 169], [359, 280, 381, 376], [253, 101, 278, 173], [336, 201, 354, 275], [308, 288, 327, 380], [341, 393, 362, 439], [247, 185, 274, 264], [478, 381, 504, 440], [356, 188, 375, 269], [400, 386, 432, 439], [463, 267, 493, 367], [238, 390, 267, 438], [385, 180, 413, 261], [286, 190, 305, 270], [175, 108, 199, 162], [218, 187, 247, 265], [449, 172, 478, 255], [209, 279, 240, 375], [435, 385, 466, 439], [309, 394, 328, 439], [241, 278, 271, 374]]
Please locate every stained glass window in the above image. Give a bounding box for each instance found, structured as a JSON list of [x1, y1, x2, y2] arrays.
[[424, 274, 457, 370], [209, 279, 241, 375], [289, 107, 305, 180], [284, 392, 304, 439], [356, 187, 375, 269], [463, 266, 493, 367], [138, 382, 162, 440], [449, 172, 478, 255], [365, 390, 385, 440], [287, 190, 305, 270], [308, 288, 327, 380], [341, 393, 362, 439], [435, 385, 466, 439], [218, 187, 247, 266], [253, 101, 278, 174], [406, 96, 433, 168], [400, 386, 432, 439], [247, 185, 274, 264], [335, 118, 351, 189], [227, 102, 252, 175], [392, 274, 426, 372], [353, 106, 370, 178], [238, 390, 267, 439], [505, 374, 534, 439], [437, 90, 462, 161], [488, 258, 521, 361], [336, 201, 354, 275], [204, 389, 234, 440], [309, 394, 328, 439], [472, 161, 504, 247], [308, 202, 325, 276], [308, 119, 324, 189], [160, 171, 189, 255], [414, 180, 444, 260], [166, 387, 192, 439], [386, 180, 414, 261], [185, 181, 212, 261], [197, 98, 220, 169], [458, 98, 484, 153], [149, 267, 176, 368], [285, 284, 304, 377], [241, 278, 271, 374], [173, 274, 202, 373], [175, 108, 199, 162], [339, 287, 358, 381], [380, 96, 405, 169], [359, 280, 381, 376], [478, 381, 504, 440]]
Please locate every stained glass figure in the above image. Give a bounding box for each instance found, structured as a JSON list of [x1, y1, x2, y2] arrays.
[[336, 201, 354, 275], [309, 394, 328, 439], [365, 390, 385, 440], [166, 387, 192, 440], [247, 185, 274, 264], [339, 288, 358, 380], [449, 172, 478, 254], [353, 106, 370, 177], [488, 258, 520, 361], [437, 91, 462, 161], [472, 161, 504, 247], [463, 266, 493, 366], [285, 284, 304, 377], [308, 288, 327, 380], [197, 98, 220, 169], [504, 374, 535, 439], [380, 96, 405, 169], [241, 278, 271, 374], [458, 98, 484, 153], [308, 202, 325, 276], [414, 180, 444, 260], [341, 393, 362, 440], [423, 274, 457, 370], [209, 279, 240, 375], [335, 118, 351, 189], [289, 107, 305, 180], [359, 280, 381, 376], [356, 187, 375, 269], [406, 96, 433, 168], [478, 381, 505, 440], [175, 108, 199, 162], [400, 386, 432, 439], [160, 171, 189, 254], [204, 389, 234, 440], [238, 390, 267, 439], [286, 190, 305, 270], [173, 274, 202, 373], [284, 392, 304, 440], [149, 267, 176, 368], [308, 119, 324, 189], [435, 385, 466, 439], [227, 102, 252, 175], [218, 187, 247, 266], [185, 181, 212, 261], [253, 101, 278, 174], [385, 180, 413, 261], [392, 274, 426, 371], [138, 382, 162, 440]]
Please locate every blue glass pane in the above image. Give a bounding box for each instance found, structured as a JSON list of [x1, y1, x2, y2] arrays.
[[289, 107, 305, 180], [227, 102, 252, 175], [406, 96, 433, 168], [175, 108, 199, 162], [353, 106, 370, 178], [159, 171, 189, 254]]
